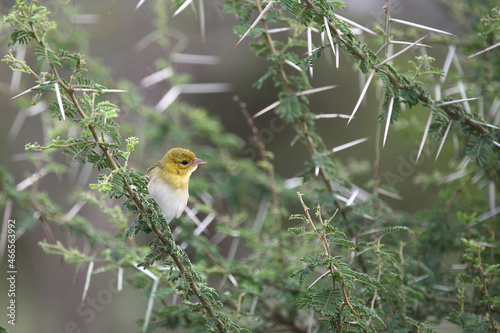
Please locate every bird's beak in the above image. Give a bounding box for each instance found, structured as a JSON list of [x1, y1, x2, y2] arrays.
[[191, 157, 207, 166]]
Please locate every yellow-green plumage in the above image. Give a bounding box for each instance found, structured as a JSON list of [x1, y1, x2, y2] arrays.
[[146, 148, 206, 221]]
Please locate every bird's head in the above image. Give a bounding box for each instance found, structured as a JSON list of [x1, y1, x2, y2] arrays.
[[161, 148, 207, 175]]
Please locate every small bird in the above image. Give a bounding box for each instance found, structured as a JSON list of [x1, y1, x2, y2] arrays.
[[145, 148, 206, 221]]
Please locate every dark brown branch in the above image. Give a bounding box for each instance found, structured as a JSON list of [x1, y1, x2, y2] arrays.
[[234, 95, 285, 265]]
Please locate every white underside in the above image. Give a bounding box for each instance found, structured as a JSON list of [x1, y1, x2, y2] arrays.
[[148, 180, 189, 222]]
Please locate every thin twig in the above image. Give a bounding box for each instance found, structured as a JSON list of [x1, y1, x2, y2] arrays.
[[234, 96, 283, 264], [296, 193, 361, 321], [476, 247, 499, 333]]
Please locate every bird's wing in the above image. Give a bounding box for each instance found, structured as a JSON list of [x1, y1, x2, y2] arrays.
[[145, 161, 161, 182]]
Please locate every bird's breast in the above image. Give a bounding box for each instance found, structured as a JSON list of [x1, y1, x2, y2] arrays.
[[147, 178, 189, 222]]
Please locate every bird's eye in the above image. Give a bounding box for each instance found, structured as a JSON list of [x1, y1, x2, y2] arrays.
[[181, 160, 189, 165]]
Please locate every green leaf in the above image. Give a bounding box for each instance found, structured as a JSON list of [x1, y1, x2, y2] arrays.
[[484, 264, 500, 275], [48, 100, 78, 119], [280, 0, 313, 25], [38, 241, 94, 263], [108, 173, 125, 199], [34, 43, 62, 67], [291, 254, 323, 284], [253, 66, 276, 89], [381, 226, 414, 236], [461, 238, 484, 251], [465, 136, 493, 167], [97, 101, 119, 119], [87, 150, 112, 170], [330, 237, 356, 248], [275, 92, 301, 122], [289, 213, 308, 222], [9, 28, 34, 45], [300, 254, 324, 267], [295, 288, 342, 316], [399, 87, 420, 108], [234, 24, 265, 39], [288, 226, 307, 235], [456, 273, 474, 285], [403, 314, 419, 326], [351, 301, 387, 329], [73, 76, 106, 92]]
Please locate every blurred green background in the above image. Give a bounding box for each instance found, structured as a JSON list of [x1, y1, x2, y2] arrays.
[[0, 0, 465, 331]]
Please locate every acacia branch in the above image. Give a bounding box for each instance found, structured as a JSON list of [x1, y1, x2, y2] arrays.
[[302, 0, 489, 135], [65, 88, 224, 333], [24, 29, 226, 333], [296, 193, 362, 323], [476, 248, 498, 333], [254, 0, 347, 218]]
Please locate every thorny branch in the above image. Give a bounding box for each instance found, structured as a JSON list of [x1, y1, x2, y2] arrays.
[[234, 96, 286, 264], [302, 0, 489, 135], [254, 0, 348, 220], [22, 16, 226, 333], [296, 193, 362, 324]]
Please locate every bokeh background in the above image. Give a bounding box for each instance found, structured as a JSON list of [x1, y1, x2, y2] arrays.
[[0, 0, 468, 331]]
